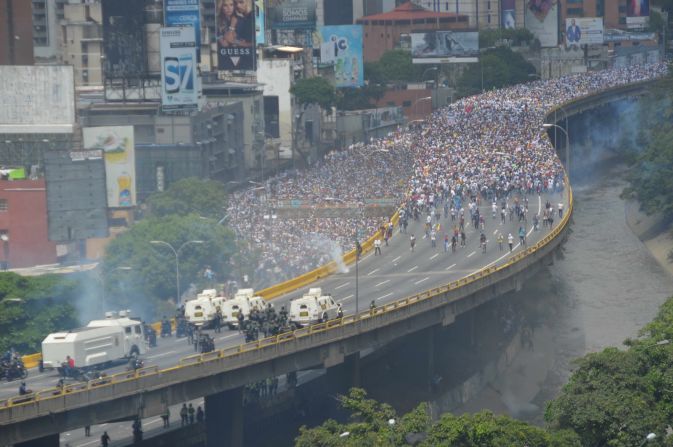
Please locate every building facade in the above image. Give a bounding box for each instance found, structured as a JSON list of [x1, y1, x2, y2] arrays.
[[356, 2, 470, 62], [0, 0, 35, 65], [0, 179, 57, 269]]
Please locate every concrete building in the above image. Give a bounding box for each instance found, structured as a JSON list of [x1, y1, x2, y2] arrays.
[[78, 101, 247, 201], [60, 2, 104, 86], [0, 178, 57, 269], [356, 2, 470, 62], [0, 0, 35, 65], [32, 0, 69, 61], [335, 106, 405, 147], [413, 0, 526, 29]]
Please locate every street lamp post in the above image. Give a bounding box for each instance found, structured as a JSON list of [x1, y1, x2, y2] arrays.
[[542, 123, 570, 178], [150, 240, 204, 304], [640, 432, 657, 447]]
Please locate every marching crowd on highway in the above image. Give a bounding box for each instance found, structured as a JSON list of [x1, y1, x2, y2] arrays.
[[226, 63, 667, 289]]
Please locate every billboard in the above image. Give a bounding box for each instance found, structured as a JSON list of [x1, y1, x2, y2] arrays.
[[525, 0, 558, 48], [410, 31, 479, 64], [0, 66, 75, 134], [45, 151, 109, 242], [502, 0, 516, 29], [164, 0, 202, 60], [319, 25, 364, 88], [627, 0, 650, 28], [160, 27, 199, 110], [256, 0, 265, 44], [269, 0, 316, 30], [83, 127, 136, 208], [217, 0, 256, 70], [565, 17, 604, 46], [102, 0, 146, 78]]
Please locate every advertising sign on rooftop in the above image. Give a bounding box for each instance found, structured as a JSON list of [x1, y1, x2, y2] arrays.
[[525, 0, 559, 48], [164, 0, 202, 60], [269, 0, 316, 30], [217, 0, 256, 70], [160, 27, 199, 110], [410, 31, 479, 64], [319, 25, 364, 88], [565, 17, 604, 47], [102, 0, 146, 78]]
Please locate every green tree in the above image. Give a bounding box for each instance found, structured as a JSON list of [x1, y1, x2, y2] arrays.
[[479, 28, 535, 48], [102, 214, 237, 316], [455, 47, 535, 98], [377, 49, 423, 82], [145, 178, 228, 219], [291, 77, 337, 110], [295, 388, 579, 447], [0, 273, 79, 354], [336, 84, 386, 111]]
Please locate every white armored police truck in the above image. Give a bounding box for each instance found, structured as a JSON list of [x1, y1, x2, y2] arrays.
[[289, 288, 339, 327], [41, 310, 147, 370], [220, 288, 268, 328], [184, 289, 228, 328]]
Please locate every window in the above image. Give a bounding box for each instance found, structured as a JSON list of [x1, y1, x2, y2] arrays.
[[135, 326, 142, 334], [0, 200, 7, 212], [125, 327, 131, 334]]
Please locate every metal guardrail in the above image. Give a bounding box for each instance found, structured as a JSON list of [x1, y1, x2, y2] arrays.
[[0, 182, 573, 413]]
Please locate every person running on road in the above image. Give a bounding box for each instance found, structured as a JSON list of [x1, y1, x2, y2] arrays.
[[101, 431, 111, 447], [507, 233, 514, 252], [518, 226, 526, 246], [480, 232, 487, 253], [410, 234, 416, 252], [374, 238, 382, 256]]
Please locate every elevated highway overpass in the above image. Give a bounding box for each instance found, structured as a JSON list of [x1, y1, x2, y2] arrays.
[[0, 77, 658, 447]]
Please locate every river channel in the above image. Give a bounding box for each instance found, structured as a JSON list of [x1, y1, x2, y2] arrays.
[[455, 161, 673, 423]]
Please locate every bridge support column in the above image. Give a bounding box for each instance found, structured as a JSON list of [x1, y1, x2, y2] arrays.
[[205, 387, 244, 447], [14, 433, 59, 447], [326, 352, 361, 391]]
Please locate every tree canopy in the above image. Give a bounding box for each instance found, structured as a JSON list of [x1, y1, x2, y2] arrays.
[[455, 47, 536, 98], [0, 273, 79, 354], [294, 388, 580, 447], [102, 213, 237, 317], [291, 77, 337, 110], [145, 178, 228, 219]]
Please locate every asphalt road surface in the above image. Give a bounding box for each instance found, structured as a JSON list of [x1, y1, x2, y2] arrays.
[[0, 190, 568, 446]]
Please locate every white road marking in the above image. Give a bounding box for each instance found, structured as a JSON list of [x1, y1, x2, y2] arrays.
[[367, 268, 379, 276], [375, 280, 390, 287], [145, 418, 162, 426], [218, 333, 238, 341], [392, 256, 401, 263], [146, 350, 176, 360], [467, 251, 476, 258], [376, 293, 393, 301], [335, 282, 350, 290], [76, 439, 99, 447], [446, 263, 456, 270], [414, 277, 430, 285], [340, 295, 354, 302], [407, 266, 418, 272], [493, 229, 499, 235], [429, 253, 439, 260]]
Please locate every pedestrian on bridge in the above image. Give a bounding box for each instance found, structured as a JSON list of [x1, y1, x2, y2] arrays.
[[410, 234, 416, 252], [374, 238, 382, 255], [180, 403, 188, 426], [100, 431, 110, 447], [508, 233, 514, 252], [497, 233, 504, 251]]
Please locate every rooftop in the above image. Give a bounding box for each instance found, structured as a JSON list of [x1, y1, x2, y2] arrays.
[[357, 1, 466, 23]]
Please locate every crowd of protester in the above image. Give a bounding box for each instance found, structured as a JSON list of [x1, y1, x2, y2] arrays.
[[226, 63, 667, 289]]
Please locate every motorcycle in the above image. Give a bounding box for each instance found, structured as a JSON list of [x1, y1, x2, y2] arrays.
[[1, 359, 27, 382]]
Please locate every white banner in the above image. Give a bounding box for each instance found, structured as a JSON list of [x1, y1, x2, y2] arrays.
[[565, 17, 604, 46], [160, 27, 199, 110], [525, 1, 559, 48], [83, 126, 136, 208]]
